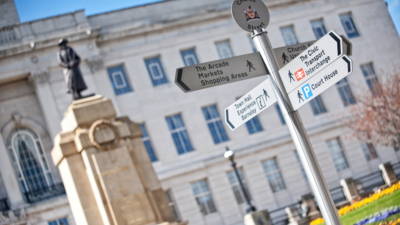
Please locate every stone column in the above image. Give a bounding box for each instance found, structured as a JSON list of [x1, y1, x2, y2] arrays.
[[0, 135, 25, 208], [340, 178, 359, 201], [29, 68, 62, 142], [244, 210, 272, 225], [285, 206, 309, 225], [51, 95, 184, 225], [300, 194, 321, 221], [379, 162, 398, 186]]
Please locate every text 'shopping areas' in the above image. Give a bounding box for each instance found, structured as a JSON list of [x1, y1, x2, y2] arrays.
[[279, 30, 344, 94], [175, 52, 268, 93]]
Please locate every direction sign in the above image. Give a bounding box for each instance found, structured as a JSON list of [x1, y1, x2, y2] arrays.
[[273, 40, 316, 69], [225, 78, 277, 130], [175, 52, 268, 93], [231, 0, 270, 32], [273, 35, 351, 69], [279, 30, 344, 94], [288, 55, 353, 110]]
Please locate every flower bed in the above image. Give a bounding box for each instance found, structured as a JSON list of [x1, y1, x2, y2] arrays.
[[354, 206, 400, 225], [310, 182, 400, 225]]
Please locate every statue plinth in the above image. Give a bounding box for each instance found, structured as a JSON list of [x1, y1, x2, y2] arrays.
[[51, 95, 187, 225]]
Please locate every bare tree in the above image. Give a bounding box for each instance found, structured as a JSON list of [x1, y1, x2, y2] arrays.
[[343, 66, 400, 149]]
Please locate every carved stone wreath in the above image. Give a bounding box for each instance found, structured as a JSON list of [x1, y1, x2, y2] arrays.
[[89, 119, 120, 151]]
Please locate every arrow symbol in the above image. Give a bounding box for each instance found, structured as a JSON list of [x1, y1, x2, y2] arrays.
[[342, 56, 351, 73], [176, 68, 191, 91], [225, 109, 235, 130], [329, 32, 341, 56]]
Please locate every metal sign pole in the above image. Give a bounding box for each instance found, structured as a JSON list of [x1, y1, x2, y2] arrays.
[[251, 29, 343, 225]]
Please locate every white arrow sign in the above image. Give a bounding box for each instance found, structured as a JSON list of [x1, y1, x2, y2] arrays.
[[279, 30, 344, 94], [288, 55, 353, 110], [225, 78, 277, 130], [273, 40, 316, 69]]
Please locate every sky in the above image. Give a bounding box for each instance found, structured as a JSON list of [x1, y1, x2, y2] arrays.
[[14, 0, 400, 36]]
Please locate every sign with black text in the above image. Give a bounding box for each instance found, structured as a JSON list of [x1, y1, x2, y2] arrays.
[[231, 0, 270, 32], [279, 31, 344, 94], [273, 40, 316, 69], [288, 55, 353, 110], [225, 78, 277, 130], [175, 52, 268, 93]]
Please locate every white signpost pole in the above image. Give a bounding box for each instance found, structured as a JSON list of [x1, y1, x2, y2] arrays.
[[230, 1, 344, 224], [252, 29, 342, 225], [251, 29, 343, 225]]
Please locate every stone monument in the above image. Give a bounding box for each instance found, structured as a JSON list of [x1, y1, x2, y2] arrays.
[[51, 95, 187, 225]]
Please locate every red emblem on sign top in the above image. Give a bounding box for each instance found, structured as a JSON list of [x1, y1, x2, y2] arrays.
[[295, 68, 306, 81]]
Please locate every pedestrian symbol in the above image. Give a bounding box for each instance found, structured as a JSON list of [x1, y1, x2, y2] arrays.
[[256, 95, 266, 110], [302, 84, 313, 100], [288, 70, 295, 83], [246, 60, 256, 72], [263, 89, 270, 102], [297, 90, 304, 103], [282, 52, 289, 64]]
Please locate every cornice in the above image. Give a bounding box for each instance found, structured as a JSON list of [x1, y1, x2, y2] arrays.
[[0, 28, 101, 59]]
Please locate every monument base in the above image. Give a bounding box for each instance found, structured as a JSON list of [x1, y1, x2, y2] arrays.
[[244, 210, 272, 225], [52, 95, 185, 225]]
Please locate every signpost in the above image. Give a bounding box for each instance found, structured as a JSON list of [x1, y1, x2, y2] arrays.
[[225, 78, 277, 130], [274, 34, 351, 71], [175, 52, 268, 93], [289, 55, 353, 110], [279, 31, 345, 94], [273, 40, 316, 68], [230, 1, 348, 225], [175, 0, 354, 224]]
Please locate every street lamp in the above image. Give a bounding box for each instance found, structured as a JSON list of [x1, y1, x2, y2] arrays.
[[224, 147, 256, 213]]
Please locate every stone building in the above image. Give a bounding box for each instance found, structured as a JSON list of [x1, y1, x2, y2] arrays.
[[0, 0, 399, 224]]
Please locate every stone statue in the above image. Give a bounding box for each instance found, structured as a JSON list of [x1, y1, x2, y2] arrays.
[[57, 39, 92, 100]]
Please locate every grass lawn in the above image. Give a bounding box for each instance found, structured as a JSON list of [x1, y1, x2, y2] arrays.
[[321, 189, 400, 225]]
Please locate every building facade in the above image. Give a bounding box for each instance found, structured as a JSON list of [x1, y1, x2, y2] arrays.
[[0, 0, 400, 224]]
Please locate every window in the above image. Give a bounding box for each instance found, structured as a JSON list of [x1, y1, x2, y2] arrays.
[[181, 49, 199, 66], [262, 158, 286, 192], [361, 143, 378, 161], [235, 97, 263, 134], [49, 218, 69, 225], [326, 138, 349, 171], [227, 169, 252, 204], [6, 127, 53, 194], [107, 65, 132, 95], [280, 26, 298, 46], [248, 35, 257, 52], [336, 77, 356, 106], [245, 116, 263, 134], [165, 114, 194, 155], [215, 41, 234, 59], [202, 105, 229, 144], [140, 124, 157, 162], [275, 104, 286, 125], [361, 63, 379, 95], [165, 190, 180, 221], [191, 180, 217, 215], [294, 151, 308, 182], [145, 57, 168, 86], [309, 96, 327, 115], [311, 20, 327, 39], [340, 13, 359, 38]]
